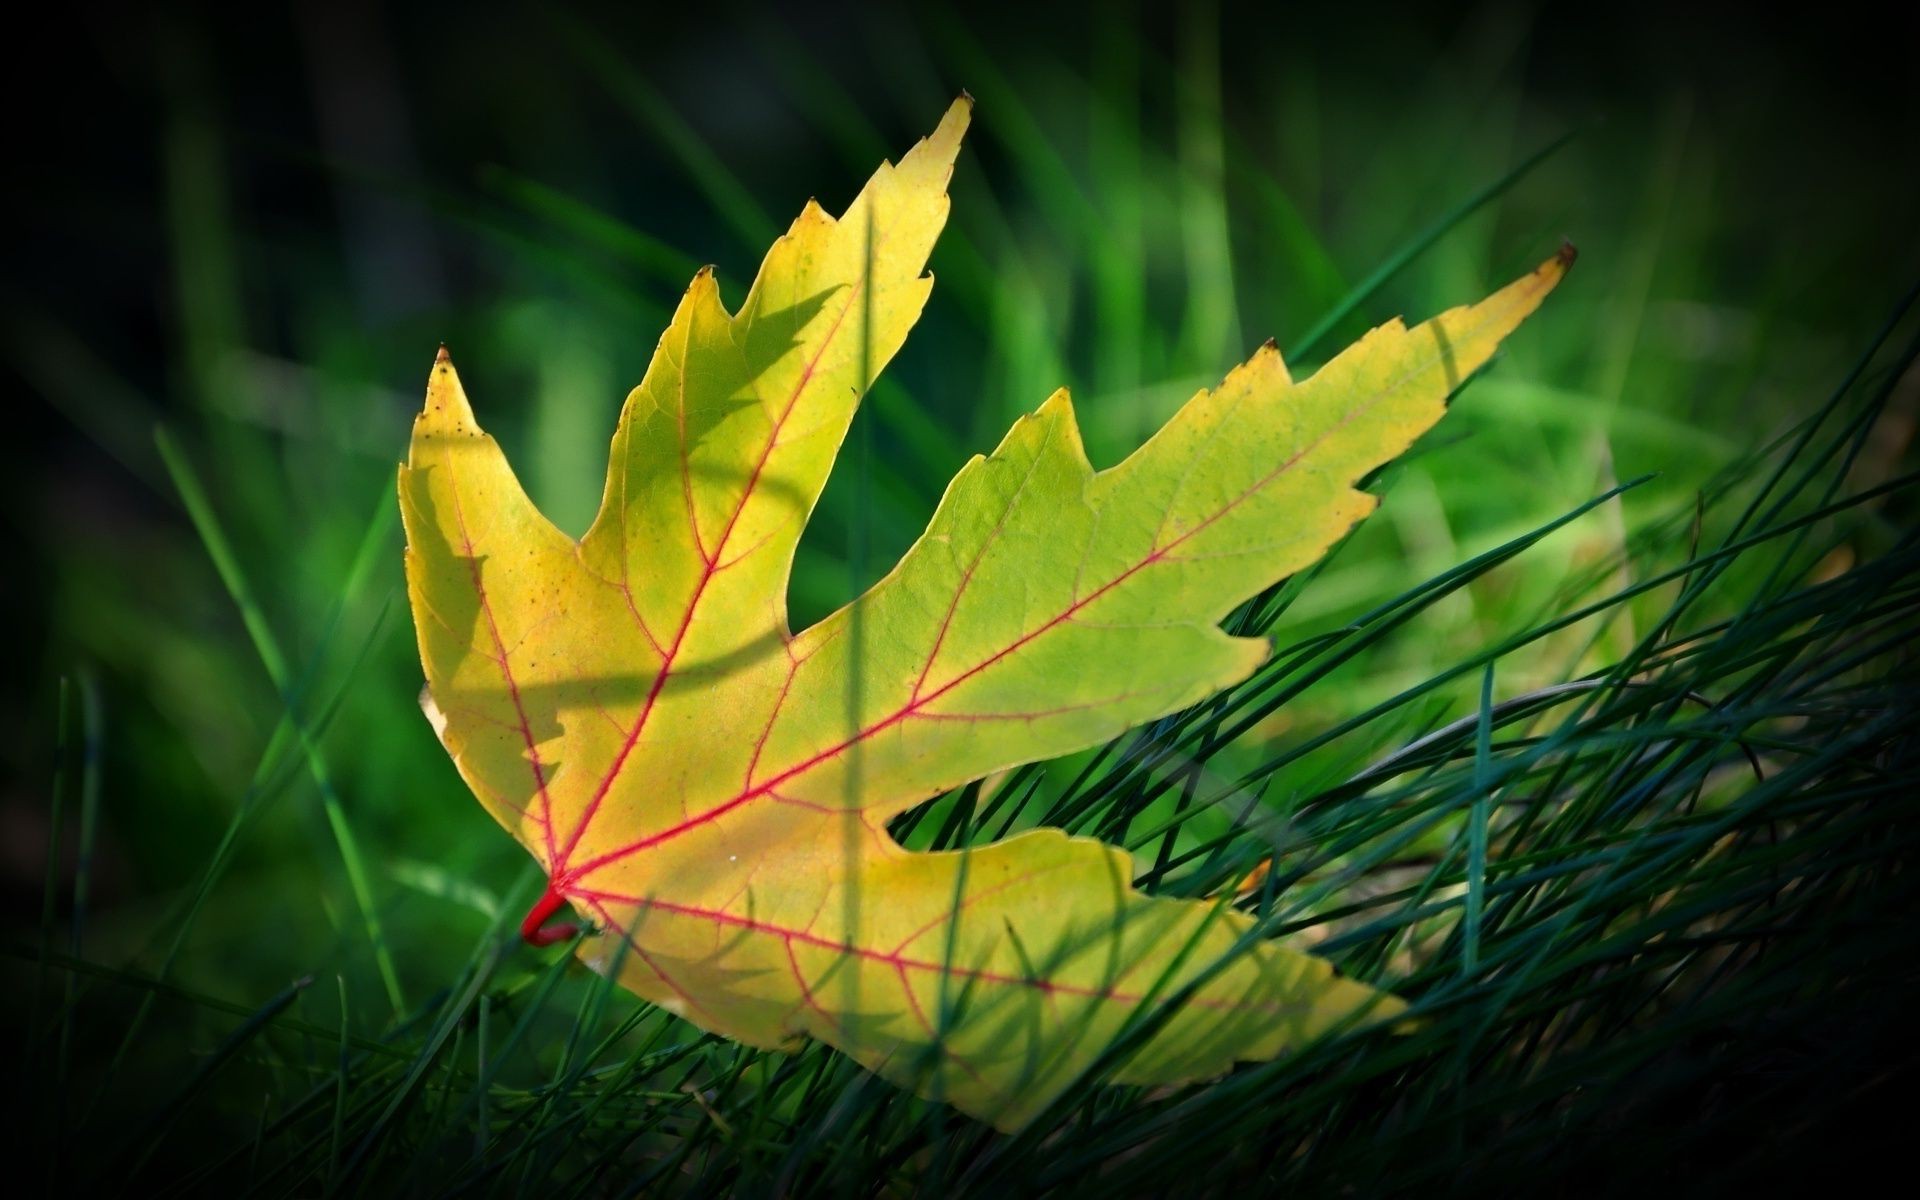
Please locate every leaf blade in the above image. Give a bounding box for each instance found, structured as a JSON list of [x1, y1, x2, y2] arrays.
[[399, 100, 1569, 1130]]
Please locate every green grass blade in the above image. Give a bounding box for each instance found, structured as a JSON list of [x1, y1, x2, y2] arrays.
[[154, 427, 405, 1015]]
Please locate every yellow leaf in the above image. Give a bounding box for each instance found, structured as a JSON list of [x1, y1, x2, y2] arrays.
[[400, 96, 1568, 1129]]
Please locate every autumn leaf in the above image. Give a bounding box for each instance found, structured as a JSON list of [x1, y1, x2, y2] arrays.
[[400, 97, 1569, 1130]]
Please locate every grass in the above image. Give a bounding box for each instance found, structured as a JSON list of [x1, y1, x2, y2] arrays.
[[8, 3, 1918, 1195]]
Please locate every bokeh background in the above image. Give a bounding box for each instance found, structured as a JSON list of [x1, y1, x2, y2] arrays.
[[5, 0, 1917, 1192]]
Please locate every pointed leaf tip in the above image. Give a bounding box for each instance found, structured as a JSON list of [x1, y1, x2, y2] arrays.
[[926, 95, 972, 150], [415, 342, 479, 435]]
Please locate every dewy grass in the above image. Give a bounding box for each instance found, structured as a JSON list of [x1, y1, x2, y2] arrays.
[[10, 7, 1918, 1196]]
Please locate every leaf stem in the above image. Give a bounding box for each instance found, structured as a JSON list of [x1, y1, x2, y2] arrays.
[[521, 885, 579, 948]]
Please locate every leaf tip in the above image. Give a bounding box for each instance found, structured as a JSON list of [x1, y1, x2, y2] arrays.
[[418, 344, 479, 433], [1035, 385, 1075, 420], [929, 94, 973, 149], [1556, 239, 1579, 269], [686, 266, 726, 311]]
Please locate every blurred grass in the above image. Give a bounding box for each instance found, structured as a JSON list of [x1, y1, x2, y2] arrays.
[[5, 0, 1919, 1194]]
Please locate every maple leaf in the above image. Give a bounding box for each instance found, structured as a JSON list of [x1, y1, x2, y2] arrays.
[[400, 97, 1569, 1129]]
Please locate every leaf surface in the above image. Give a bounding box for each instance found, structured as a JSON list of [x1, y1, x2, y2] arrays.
[[400, 98, 1568, 1129]]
